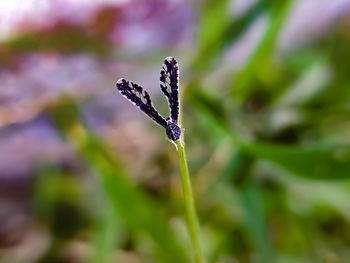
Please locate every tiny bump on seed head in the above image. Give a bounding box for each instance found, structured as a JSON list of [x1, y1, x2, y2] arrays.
[[116, 78, 125, 85], [165, 57, 175, 62]]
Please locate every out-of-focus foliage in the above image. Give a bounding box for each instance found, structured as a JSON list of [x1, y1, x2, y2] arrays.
[[1, 0, 350, 263]]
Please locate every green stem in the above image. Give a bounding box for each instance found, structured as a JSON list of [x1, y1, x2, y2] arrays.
[[176, 140, 206, 263]]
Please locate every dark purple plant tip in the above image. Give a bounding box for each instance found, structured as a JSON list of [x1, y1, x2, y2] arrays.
[[116, 57, 181, 142]]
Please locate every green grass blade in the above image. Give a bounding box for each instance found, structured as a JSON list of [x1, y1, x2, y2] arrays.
[[242, 142, 350, 179], [177, 140, 206, 263], [232, 0, 293, 100]]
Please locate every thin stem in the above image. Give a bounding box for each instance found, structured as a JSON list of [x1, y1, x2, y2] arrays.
[[176, 139, 206, 263]]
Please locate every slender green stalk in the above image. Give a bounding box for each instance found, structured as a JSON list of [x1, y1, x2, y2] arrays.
[[176, 139, 206, 263]]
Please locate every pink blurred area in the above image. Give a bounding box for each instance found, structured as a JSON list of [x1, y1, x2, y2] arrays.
[[0, 0, 349, 176], [0, 0, 194, 177]]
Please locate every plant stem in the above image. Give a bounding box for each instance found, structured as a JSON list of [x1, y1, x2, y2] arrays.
[[176, 140, 206, 263]]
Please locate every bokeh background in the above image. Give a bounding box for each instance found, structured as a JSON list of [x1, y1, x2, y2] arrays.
[[1, 0, 350, 262]]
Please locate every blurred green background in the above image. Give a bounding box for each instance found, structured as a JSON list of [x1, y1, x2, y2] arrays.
[[1, 0, 350, 262]]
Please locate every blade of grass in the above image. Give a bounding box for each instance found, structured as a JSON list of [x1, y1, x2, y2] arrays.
[[90, 193, 121, 263], [240, 182, 275, 263], [204, 149, 275, 263], [191, 0, 269, 75], [231, 0, 293, 101], [241, 142, 350, 179], [177, 140, 205, 263], [191, 0, 230, 74]]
